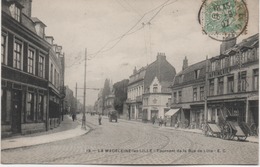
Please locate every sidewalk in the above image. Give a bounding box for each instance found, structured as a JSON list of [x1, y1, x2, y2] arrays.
[[1, 115, 89, 150], [120, 118, 259, 144]]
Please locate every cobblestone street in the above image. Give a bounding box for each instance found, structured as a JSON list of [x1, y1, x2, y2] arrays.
[[1, 115, 258, 165]]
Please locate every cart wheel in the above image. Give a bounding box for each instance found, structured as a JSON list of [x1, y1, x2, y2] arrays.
[[237, 136, 247, 141], [221, 123, 232, 140], [250, 123, 257, 136]]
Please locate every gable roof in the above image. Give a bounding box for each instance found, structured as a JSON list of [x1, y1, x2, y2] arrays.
[[144, 55, 176, 90], [173, 60, 207, 86]]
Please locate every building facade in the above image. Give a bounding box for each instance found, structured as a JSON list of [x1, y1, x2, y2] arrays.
[[142, 53, 176, 122], [126, 53, 176, 122], [207, 34, 259, 127], [171, 57, 207, 128], [1, 0, 65, 136], [126, 66, 146, 120]]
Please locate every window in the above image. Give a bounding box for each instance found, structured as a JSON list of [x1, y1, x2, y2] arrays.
[[230, 55, 235, 66], [227, 76, 234, 93], [37, 95, 44, 121], [193, 87, 197, 101], [195, 70, 200, 79], [26, 93, 34, 121], [27, 48, 35, 74], [54, 69, 57, 86], [225, 57, 230, 67], [153, 84, 158, 93], [50, 64, 53, 83], [14, 5, 21, 22], [173, 92, 177, 103], [211, 61, 216, 71], [1, 33, 7, 64], [10, 4, 21, 22], [200, 86, 204, 100], [13, 39, 23, 69], [209, 79, 214, 96], [38, 55, 44, 78], [178, 91, 182, 103], [238, 71, 247, 92], [217, 77, 224, 95], [253, 69, 259, 91]]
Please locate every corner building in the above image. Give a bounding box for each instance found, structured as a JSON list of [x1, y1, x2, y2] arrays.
[[1, 0, 65, 136]]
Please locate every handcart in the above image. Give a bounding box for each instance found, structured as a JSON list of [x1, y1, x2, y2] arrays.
[[203, 122, 221, 138], [219, 116, 248, 141]]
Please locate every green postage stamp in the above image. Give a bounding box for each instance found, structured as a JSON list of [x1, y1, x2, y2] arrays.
[[199, 0, 248, 41]]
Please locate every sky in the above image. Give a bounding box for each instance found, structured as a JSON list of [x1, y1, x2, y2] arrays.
[[32, 0, 259, 106]]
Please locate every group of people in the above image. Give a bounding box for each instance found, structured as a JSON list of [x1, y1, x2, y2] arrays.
[[152, 115, 167, 126]]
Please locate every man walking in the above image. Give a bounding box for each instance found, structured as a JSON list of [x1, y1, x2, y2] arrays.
[[98, 114, 102, 125]]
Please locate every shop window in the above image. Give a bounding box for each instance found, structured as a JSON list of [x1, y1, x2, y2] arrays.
[[253, 69, 259, 91], [37, 95, 44, 121], [209, 79, 214, 96], [217, 77, 224, 95], [227, 76, 234, 93], [238, 71, 247, 92], [193, 87, 197, 101], [200, 86, 204, 100], [26, 93, 34, 122]]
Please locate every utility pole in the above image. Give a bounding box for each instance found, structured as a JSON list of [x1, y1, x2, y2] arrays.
[[82, 48, 87, 129], [75, 82, 77, 113], [204, 55, 209, 124]]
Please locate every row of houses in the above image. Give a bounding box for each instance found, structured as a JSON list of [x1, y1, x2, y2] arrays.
[[1, 0, 66, 137], [125, 34, 259, 129]]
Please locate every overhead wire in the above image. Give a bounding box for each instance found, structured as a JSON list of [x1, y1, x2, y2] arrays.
[[66, 0, 177, 68]]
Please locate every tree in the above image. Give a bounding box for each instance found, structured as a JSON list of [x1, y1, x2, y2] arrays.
[[113, 79, 129, 114], [102, 78, 111, 111]]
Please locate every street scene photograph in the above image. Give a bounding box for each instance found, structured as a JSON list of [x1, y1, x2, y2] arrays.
[[1, 0, 259, 165]]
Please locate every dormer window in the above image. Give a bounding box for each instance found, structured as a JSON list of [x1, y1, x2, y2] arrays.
[[9, 3, 22, 22], [153, 84, 158, 93], [195, 69, 200, 79]]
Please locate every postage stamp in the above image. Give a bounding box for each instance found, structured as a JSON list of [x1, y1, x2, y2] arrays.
[[199, 0, 249, 41]]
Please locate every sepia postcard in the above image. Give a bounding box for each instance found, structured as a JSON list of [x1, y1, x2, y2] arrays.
[[1, 0, 259, 165]]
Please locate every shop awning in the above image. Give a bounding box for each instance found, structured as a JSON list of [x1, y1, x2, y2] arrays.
[[165, 108, 180, 117]]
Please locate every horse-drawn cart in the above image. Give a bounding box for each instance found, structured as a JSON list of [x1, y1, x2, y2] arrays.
[[203, 122, 221, 138], [219, 116, 248, 141]]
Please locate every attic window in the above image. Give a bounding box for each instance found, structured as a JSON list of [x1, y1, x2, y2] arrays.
[[10, 3, 21, 22], [195, 69, 200, 79]]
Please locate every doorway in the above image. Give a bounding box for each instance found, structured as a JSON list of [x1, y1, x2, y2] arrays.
[[12, 90, 22, 134]]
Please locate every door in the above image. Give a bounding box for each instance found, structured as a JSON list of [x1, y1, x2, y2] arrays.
[[12, 90, 22, 134]]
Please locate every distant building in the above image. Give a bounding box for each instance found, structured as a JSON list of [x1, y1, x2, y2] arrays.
[[97, 88, 103, 114], [126, 66, 146, 120], [126, 53, 176, 121], [104, 80, 115, 115], [1, 0, 65, 136]]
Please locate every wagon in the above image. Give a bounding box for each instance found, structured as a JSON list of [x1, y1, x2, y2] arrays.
[[219, 116, 248, 141], [203, 122, 221, 138]]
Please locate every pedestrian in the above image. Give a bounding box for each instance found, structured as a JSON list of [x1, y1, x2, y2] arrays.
[[159, 116, 162, 126], [164, 117, 167, 126], [152, 115, 156, 124], [98, 114, 102, 125], [72, 113, 75, 121]]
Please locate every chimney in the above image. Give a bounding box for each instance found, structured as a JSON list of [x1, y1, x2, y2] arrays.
[[133, 66, 137, 74], [45, 36, 54, 45], [220, 34, 237, 54], [17, 0, 32, 17], [182, 56, 188, 70], [157, 52, 166, 60]]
